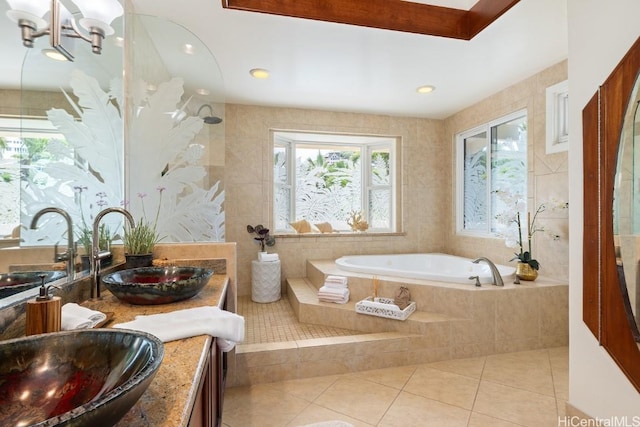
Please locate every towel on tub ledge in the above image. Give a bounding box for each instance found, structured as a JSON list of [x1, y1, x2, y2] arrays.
[[318, 285, 350, 304], [113, 306, 245, 352], [323, 275, 348, 288]]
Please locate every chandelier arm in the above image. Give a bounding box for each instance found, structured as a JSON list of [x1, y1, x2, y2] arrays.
[[65, 19, 93, 44]]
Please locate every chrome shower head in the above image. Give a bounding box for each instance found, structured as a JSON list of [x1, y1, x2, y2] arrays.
[[196, 104, 223, 125]]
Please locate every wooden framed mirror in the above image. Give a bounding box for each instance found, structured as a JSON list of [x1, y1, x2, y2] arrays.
[[583, 36, 640, 392]]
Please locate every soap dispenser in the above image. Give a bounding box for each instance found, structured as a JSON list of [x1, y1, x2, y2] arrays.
[[25, 274, 61, 336]]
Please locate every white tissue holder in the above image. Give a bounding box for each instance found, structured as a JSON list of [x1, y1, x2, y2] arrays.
[[355, 297, 416, 321]]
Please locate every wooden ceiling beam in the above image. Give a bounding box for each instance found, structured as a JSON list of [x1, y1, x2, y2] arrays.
[[467, 0, 521, 38], [222, 0, 520, 40]]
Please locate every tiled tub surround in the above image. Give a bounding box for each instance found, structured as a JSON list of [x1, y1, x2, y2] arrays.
[[232, 259, 567, 386], [306, 260, 568, 354]]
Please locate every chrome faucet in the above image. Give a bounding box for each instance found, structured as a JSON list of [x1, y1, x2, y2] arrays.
[[472, 257, 504, 287], [91, 207, 135, 299], [30, 207, 76, 282]]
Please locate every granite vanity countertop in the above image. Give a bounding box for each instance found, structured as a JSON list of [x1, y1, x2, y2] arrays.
[[80, 274, 229, 427]]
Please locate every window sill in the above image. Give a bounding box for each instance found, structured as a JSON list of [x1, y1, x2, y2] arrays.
[[274, 231, 406, 239]]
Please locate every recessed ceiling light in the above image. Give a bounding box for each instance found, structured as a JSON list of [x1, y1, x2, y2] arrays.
[[42, 49, 68, 61], [196, 88, 210, 96], [183, 44, 195, 55], [416, 85, 435, 94], [250, 68, 270, 79]]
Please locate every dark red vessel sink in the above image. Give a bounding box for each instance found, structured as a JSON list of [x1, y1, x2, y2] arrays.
[[102, 266, 213, 305], [0, 329, 163, 427]]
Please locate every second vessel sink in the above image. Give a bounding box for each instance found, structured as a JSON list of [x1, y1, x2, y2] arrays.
[[0, 271, 66, 298], [102, 266, 213, 305], [0, 329, 163, 427]]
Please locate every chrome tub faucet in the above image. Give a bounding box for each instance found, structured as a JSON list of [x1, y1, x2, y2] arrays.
[[472, 257, 504, 287]]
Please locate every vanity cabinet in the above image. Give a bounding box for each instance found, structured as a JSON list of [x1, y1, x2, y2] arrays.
[[189, 286, 228, 427], [188, 338, 225, 427]]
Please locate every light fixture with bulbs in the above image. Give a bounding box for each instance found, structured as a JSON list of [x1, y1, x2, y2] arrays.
[[5, 0, 124, 62]]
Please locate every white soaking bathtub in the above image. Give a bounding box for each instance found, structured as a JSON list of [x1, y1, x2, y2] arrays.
[[335, 253, 515, 285]]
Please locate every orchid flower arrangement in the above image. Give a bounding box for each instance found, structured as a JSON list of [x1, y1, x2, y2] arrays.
[[495, 192, 568, 271], [509, 204, 545, 270]]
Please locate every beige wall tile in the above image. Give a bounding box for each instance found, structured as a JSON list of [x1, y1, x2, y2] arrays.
[[443, 60, 569, 283]]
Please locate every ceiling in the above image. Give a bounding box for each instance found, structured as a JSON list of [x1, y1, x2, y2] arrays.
[[1, 0, 568, 120]]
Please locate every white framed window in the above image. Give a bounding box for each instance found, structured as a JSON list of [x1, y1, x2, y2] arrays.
[[456, 110, 528, 236], [546, 80, 569, 154], [0, 117, 67, 239], [273, 130, 398, 233]]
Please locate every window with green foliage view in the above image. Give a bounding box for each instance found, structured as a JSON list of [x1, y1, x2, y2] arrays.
[[0, 118, 68, 239], [456, 110, 528, 236], [273, 131, 397, 233]]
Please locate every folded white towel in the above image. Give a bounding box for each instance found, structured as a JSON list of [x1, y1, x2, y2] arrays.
[[318, 285, 349, 296], [61, 303, 107, 330], [62, 313, 93, 330], [325, 275, 348, 286], [258, 252, 279, 262], [324, 281, 347, 289], [318, 286, 349, 304], [113, 306, 245, 351], [318, 295, 349, 304]]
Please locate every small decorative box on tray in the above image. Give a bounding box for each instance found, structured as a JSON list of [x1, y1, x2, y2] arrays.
[[355, 297, 416, 321]]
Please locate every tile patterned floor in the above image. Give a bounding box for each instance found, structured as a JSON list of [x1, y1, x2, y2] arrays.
[[230, 296, 568, 426], [238, 296, 360, 344], [223, 346, 569, 427]]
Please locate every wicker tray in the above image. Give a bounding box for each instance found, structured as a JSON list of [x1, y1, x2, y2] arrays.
[[355, 297, 416, 321]]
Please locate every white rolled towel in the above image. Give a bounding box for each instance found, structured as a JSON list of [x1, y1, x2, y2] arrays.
[[62, 303, 106, 330], [113, 306, 245, 351]]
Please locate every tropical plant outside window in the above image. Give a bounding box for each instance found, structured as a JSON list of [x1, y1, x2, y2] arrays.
[[273, 131, 397, 233], [0, 118, 72, 242], [457, 110, 528, 236]]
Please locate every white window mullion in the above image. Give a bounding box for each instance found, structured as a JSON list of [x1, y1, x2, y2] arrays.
[[485, 131, 493, 235], [362, 144, 371, 222], [287, 141, 295, 224]]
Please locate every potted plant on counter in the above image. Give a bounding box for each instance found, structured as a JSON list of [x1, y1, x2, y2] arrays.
[[123, 188, 164, 268]]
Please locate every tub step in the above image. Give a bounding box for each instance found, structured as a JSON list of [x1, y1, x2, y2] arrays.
[[233, 330, 427, 386], [287, 278, 462, 334]]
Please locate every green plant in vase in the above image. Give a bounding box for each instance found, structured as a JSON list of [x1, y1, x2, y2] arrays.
[[123, 188, 165, 267]]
